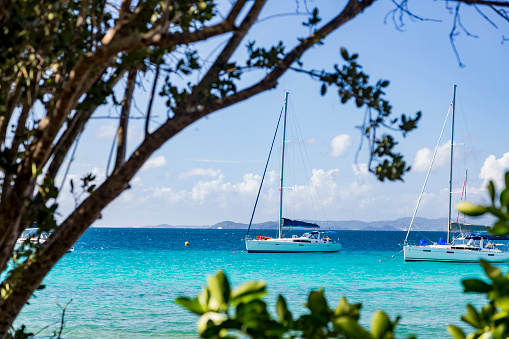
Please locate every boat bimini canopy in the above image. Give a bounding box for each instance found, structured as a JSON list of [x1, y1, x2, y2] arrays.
[[462, 233, 509, 241]]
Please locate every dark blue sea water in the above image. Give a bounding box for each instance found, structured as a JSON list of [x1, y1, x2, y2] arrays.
[[14, 228, 496, 338]]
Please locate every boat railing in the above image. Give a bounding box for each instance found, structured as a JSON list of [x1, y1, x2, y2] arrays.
[[492, 243, 509, 251], [405, 240, 437, 247]]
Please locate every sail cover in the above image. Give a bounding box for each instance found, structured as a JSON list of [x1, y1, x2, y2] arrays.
[[450, 222, 491, 232], [282, 218, 319, 228]]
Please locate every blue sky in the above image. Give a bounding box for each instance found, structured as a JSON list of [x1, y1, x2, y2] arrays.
[[56, 1, 509, 227]]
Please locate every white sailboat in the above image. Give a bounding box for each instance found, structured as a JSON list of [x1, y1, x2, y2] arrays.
[[16, 227, 74, 252], [403, 85, 509, 262], [244, 92, 342, 253]]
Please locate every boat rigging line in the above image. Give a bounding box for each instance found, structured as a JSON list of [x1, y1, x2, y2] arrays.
[[404, 102, 453, 245], [245, 105, 284, 238]]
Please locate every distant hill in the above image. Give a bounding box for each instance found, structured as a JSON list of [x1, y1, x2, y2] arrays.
[[141, 216, 494, 231], [206, 217, 451, 231]]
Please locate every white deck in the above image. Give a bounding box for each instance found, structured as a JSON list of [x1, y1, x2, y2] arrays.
[[246, 235, 342, 253], [404, 244, 509, 262]]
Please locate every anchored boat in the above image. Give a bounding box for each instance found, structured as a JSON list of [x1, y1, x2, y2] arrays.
[[244, 92, 342, 253], [403, 85, 509, 262]]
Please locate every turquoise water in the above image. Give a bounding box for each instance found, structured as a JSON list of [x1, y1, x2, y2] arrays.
[[12, 229, 497, 338]]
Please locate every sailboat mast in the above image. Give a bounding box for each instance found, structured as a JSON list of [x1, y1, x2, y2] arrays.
[[279, 91, 289, 239], [447, 85, 457, 244]]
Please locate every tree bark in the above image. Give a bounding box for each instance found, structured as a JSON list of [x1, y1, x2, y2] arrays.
[[114, 69, 136, 170]]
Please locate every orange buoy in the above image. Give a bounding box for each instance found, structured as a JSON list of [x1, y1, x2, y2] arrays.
[[185, 241, 189, 246]]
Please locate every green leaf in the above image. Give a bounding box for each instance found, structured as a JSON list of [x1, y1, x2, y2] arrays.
[[501, 188, 509, 209], [461, 304, 481, 328], [488, 181, 496, 203], [196, 312, 227, 335], [340, 47, 349, 60], [334, 296, 361, 320], [495, 296, 509, 311], [334, 317, 372, 339], [276, 295, 293, 327], [31, 163, 37, 177], [276, 295, 288, 321], [306, 289, 329, 318], [175, 297, 206, 315], [457, 202, 487, 217], [231, 281, 266, 306], [505, 172, 509, 190], [489, 221, 509, 236], [447, 325, 466, 339], [492, 322, 507, 339], [207, 270, 230, 311], [196, 287, 210, 312], [371, 310, 391, 339], [321, 83, 326, 95], [478, 331, 494, 339], [480, 260, 502, 280], [462, 279, 493, 293]]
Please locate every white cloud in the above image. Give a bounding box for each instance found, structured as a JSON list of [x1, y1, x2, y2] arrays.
[[412, 141, 450, 172], [329, 134, 352, 158], [142, 155, 167, 170], [236, 173, 262, 194], [352, 163, 370, 177], [190, 173, 227, 201], [176, 167, 222, 180], [310, 168, 339, 189], [90, 160, 463, 227], [479, 152, 509, 189]]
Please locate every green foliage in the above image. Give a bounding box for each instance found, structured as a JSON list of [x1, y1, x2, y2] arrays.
[[6, 325, 33, 339], [246, 41, 286, 70], [313, 47, 421, 181], [303, 8, 321, 28], [446, 260, 509, 339], [457, 172, 509, 236], [177, 270, 414, 339], [449, 171, 509, 338]]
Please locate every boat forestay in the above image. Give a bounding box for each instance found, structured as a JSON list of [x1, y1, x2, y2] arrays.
[[244, 92, 342, 253]]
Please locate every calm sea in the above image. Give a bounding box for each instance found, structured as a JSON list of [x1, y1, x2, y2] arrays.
[[13, 228, 496, 338]]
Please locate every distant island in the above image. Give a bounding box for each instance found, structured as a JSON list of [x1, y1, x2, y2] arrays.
[[140, 216, 495, 231]]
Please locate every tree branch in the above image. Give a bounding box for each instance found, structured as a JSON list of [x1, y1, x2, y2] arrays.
[[114, 69, 136, 170], [46, 68, 127, 184], [181, 0, 267, 112], [459, 0, 509, 7], [145, 64, 160, 135]]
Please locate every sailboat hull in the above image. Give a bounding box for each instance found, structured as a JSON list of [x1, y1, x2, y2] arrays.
[[404, 245, 509, 262], [245, 239, 342, 253]]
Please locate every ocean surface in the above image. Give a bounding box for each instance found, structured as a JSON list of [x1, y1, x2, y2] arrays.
[[12, 228, 500, 338]]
